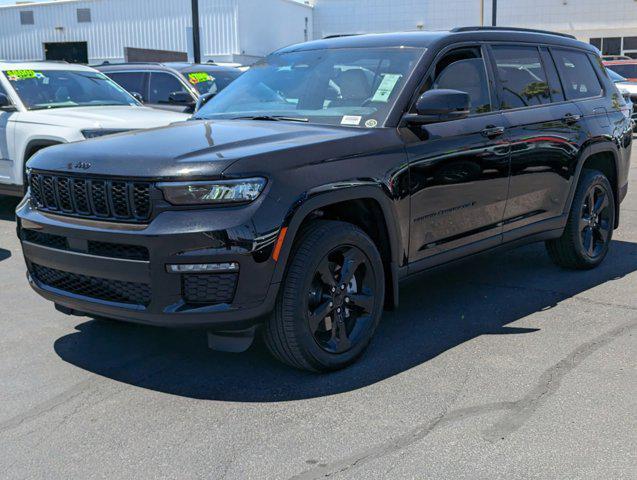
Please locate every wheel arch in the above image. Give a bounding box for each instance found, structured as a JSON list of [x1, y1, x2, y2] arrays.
[[271, 184, 403, 309], [568, 142, 621, 228]]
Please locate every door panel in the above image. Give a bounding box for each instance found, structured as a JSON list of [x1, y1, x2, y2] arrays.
[[501, 103, 585, 232], [489, 44, 587, 233], [406, 112, 510, 263]]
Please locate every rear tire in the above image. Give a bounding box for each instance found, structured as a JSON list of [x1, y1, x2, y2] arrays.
[[546, 169, 615, 270], [264, 220, 385, 372]]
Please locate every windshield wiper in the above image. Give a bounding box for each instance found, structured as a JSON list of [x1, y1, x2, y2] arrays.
[[230, 115, 309, 123]]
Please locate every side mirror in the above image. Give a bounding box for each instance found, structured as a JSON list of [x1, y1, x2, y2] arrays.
[[195, 92, 216, 112], [130, 91, 144, 103], [404, 89, 470, 125], [169, 91, 195, 106], [0, 93, 16, 112]]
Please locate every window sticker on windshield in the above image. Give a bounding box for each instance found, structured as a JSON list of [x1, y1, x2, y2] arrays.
[[341, 115, 362, 126], [372, 74, 403, 103], [188, 72, 213, 84], [365, 119, 378, 128], [6, 70, 45, 81]]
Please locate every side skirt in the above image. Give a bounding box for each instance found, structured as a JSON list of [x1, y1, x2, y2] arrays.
[[399, 215, 567, 283]]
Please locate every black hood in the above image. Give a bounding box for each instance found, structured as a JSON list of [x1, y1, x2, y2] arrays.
[[27, 120, 381, 180]]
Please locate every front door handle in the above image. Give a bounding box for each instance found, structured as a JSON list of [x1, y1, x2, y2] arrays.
[[481, 125, 505, 138], [563, 113, 582, 125]]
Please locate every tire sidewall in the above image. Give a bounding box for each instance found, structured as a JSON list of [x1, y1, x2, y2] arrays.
[[282, 223, 385, 371]]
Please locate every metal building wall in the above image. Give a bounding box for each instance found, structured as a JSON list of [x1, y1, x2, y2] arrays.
[[0, 0, 311, 64], [0, 0, 195, 63]]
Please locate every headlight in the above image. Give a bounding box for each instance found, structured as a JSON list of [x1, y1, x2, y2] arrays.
[[158, 178, 267, 205], [82, 129, 132, 139]]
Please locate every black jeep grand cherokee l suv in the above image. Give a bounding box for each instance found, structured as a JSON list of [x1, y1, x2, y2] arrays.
[[17, 27, 633, 372]]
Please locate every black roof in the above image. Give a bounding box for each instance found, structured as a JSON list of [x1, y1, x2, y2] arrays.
[[275, 27, 593, 55]]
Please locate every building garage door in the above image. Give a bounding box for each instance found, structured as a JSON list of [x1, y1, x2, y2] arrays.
[[44, 42, 89, 64]]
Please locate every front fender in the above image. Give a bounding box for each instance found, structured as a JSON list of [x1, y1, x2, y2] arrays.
[[269, 182, 404, 293]]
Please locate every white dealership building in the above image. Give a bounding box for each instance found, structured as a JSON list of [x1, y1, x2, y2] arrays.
[[0, 0, 636, 64]]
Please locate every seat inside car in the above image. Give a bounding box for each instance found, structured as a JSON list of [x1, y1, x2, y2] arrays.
[[332, 68, 372, 107]]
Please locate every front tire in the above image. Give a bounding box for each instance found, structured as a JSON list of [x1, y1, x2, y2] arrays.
[[546, 169, 615, 269], [264, 220, 385, 372]]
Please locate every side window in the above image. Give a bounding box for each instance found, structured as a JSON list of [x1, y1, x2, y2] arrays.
[[107, 72, 146, 101], [551, 49, 602, 100], [148, 72, 189, 104], [417, 47, 492, 115], [492, 46, 551, 109]]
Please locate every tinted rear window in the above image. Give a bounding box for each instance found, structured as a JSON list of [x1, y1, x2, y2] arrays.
[[552, 49, 602, 100]]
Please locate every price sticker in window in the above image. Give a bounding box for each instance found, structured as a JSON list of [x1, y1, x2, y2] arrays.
[[6, 70, 38, 81], [188, 72, 213, 85], [372, 74, 403, 103]]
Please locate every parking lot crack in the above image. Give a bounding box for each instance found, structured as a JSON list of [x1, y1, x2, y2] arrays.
[[288, 319, 636, 479]]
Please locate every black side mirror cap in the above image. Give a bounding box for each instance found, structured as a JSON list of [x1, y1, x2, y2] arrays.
[[130, 91, 144, 103], [0, 93, 17, 112], [195, 92, 216, 112], [404, 89, 471, 125]]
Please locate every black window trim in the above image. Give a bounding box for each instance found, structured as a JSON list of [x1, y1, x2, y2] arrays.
[[480, 41, 605, 114]]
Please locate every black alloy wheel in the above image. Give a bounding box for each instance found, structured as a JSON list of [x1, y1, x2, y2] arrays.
[[579, 183, 612, 259], [264, 220, 385, 372], [546, 169, 616, 269], [307, 245, 376, 354]]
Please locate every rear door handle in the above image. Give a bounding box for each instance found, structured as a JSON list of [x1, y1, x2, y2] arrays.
[[481, 126, 505, 138], [563, 113, 582, 125]]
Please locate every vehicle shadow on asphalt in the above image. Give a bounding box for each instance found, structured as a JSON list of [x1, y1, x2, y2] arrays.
[[53, 239, 637, 402]]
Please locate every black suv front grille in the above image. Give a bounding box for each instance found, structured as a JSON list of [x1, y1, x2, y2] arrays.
[[22, 230, 69, 250], [32, 263, 151, 306], [29, 172, 152, 223]]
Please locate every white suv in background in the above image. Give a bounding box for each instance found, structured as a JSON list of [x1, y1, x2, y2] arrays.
[[0, 62, 189, 196]]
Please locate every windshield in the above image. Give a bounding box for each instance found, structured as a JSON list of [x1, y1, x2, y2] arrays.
[[607, 64, 637, 79], [3, 69, 139, 110], [196, 47, 425, 127], [184, 70, 242, 95]]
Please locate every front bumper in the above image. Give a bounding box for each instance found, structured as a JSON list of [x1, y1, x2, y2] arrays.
[[17, 200, 281, 329]]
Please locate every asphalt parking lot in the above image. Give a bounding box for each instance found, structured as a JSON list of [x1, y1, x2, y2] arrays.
[[1, 151, 636, 480]]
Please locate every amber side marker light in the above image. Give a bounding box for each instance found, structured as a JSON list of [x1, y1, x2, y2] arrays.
[[272, 227, 288, 262]]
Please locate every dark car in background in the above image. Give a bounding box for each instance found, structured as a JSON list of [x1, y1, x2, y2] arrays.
[[96, 62, 242, 113], [603, 59, 637, 82], [18, 27, 633, 372]]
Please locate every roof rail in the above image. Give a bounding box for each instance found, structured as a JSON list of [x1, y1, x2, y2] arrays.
[[323, 34, 362, 39], [451, 26, 576, 40]]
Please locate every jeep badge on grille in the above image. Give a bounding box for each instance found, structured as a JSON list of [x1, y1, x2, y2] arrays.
[[68, 161, 91, 170]]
